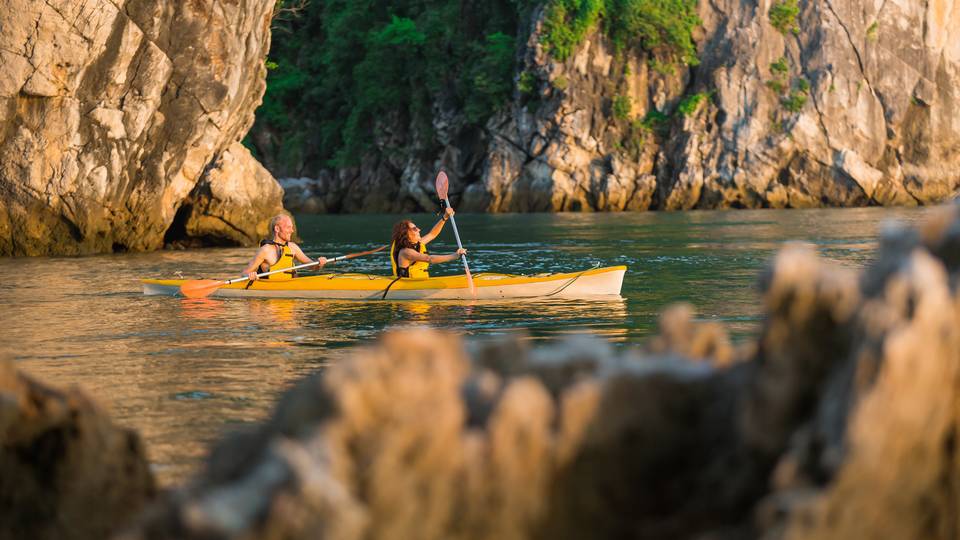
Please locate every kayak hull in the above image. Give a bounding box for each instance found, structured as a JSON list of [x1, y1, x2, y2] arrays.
[[142, 266, 626, 300]]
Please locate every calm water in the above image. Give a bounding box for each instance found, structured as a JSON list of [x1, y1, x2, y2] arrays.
[[1, 207, 932, 484]]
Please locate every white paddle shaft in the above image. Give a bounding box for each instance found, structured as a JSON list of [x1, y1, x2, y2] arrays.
[[224, 251, 373, 285], [224, 260, 321, 285], [444, 199, 468, 259], [443, 197, 475, 295], [434, 170, 475, 296]]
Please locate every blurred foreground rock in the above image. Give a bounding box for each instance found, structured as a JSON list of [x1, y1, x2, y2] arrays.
[[119, 206, 960, 539], [0, 361, 155, 540]]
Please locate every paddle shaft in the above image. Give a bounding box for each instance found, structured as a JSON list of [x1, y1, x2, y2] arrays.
[[224, 260, 321, 285], [225, 246, 387, 285], [442, 200, 467, 257], [442, 197, 475, 294]]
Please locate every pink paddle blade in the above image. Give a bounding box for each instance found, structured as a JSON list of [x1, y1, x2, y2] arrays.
[[179, 279, 224, 299], [435, 170, 449, 200], [464, 265, 476, 297]]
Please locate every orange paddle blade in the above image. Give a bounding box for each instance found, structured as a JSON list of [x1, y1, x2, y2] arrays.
[[435, 170, 449, 199], [179, 279, 225, 299]]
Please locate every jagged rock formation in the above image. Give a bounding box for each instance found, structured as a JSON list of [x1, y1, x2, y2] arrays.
[[282, 0, 960, 213], [164, 142, 283, 248], [0, 360, 155, 540], [656, 0, 960, 209], [120, 204, 960, 539], [0, 0, 281, 256]]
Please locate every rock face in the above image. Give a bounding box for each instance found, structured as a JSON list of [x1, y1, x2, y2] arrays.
[[0, 360, 155, 540], [122, 204, 960, 539], [653, 0, 960, 210], [165, 142, 284, 248], [282, 0, 960, 213], [0, 0, 281, 256]]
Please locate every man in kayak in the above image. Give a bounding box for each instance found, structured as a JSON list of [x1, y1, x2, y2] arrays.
[[390, 207, 467, 278], [243, 214, 327, 281]]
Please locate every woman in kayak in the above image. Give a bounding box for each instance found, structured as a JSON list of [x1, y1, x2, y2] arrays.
[[390, 207, 466, 278], [243, 214, 327, 281]]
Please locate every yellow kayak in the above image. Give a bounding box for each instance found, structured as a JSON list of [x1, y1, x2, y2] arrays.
[[142, 266, 626, 300]]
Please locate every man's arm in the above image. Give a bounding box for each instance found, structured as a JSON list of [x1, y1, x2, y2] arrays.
[[290, 242, 327, 267], [242, 246, 270, 280]]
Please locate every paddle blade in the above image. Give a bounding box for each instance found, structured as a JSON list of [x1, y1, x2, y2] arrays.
[[464, 266, 476, 297], [179, 279, 224, 299], [435, 170, 449, 200]]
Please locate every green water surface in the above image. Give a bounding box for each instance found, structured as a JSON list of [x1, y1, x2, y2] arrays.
[[0, 207, 932, 484]]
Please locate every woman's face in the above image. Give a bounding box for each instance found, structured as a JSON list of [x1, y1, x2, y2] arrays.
[[407, 222, 421, 243]]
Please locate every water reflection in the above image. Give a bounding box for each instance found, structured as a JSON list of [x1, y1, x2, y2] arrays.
[[179, 297, 226, 320], [247, 299, 299, 326], [1, 206, 935, 485]]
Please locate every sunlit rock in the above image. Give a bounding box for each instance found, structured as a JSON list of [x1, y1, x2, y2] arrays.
[[0, 0, 278, 255], [166, 142, 284, 248]]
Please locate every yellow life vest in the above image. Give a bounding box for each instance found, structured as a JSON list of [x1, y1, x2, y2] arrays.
[[390, 241, 429, 278], [259, 241, 296, 281]]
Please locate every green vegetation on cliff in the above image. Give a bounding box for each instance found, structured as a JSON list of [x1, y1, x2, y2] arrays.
[[253, 0, 528, 172], [769, 0, 799, 34], [252, 0, 701, 174]]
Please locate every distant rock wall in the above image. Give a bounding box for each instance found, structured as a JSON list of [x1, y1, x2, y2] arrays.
[[283, 0, 960, 213], [652, 0, 960, 210], [0, 0, 281, 256], [118, 204, 960, 539]]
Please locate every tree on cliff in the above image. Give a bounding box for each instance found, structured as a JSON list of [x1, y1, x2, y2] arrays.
[[248, 0, 699, 178]]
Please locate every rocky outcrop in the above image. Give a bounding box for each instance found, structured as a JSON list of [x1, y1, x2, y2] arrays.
[[165, 142, 283, 248], [0, 0, 280, 256], [121, 204, 960, 539], [0, 360, 155, 540], [281, 0, 960, 213], [656, 0, 960, 209]]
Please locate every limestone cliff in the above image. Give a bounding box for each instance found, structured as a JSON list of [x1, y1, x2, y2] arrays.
[[0, 0, 282, 256], [282, 0, 960, 213]]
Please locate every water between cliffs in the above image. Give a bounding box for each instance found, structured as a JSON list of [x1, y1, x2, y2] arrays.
[[1, 207, 932, 485]]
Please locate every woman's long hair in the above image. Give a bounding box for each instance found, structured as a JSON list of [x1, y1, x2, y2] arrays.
[[391, 220, 416, 253]]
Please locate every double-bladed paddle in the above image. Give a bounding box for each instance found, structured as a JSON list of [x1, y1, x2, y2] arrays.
[[179, 245, 388, 299], [435, 171, 476, 296]]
